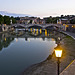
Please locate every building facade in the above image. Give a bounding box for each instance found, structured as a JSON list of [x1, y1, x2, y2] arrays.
[[57, 19, 70, 24], [16, 17, 45, 24]]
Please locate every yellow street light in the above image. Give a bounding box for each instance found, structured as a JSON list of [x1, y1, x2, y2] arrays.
[[54, 45, 62, 58], [55, 50, 62, 58], [54, 44, 62, 75]]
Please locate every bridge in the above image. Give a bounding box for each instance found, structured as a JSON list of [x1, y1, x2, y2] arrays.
[[11, 24, 62, 31], [3, 23, 74, 32]]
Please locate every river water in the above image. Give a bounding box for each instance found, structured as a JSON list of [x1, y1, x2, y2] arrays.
[[0, 29, 62, 75]]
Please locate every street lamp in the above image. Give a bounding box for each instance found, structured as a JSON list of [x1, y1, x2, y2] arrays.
[[54, 44, 62, 75], [55, 44, 62, 57], [55, 50, 62, 58]]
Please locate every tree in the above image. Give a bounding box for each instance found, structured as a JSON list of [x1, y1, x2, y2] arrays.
[[46, 18, 52, 24], [15, 17, 20, 20], [0, 15, 4, 24], [52, 18, 57, 24], [70, 19, 75, 24], [11, 16, 16, 24], [61, 15, 64, 18], [4, 15, 10, 25]]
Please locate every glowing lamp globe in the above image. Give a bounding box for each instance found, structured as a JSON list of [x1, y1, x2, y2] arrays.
[[54, 44, 62, 58], [55, 50, 62, 57]]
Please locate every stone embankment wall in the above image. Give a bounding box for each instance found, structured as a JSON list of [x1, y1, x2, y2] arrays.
[[0, 25, 14, 33]]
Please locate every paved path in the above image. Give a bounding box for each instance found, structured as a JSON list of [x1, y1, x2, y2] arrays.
[[60, 31, 75, 75], [61, 31, 75, 39], [60, 60, 75, 75]]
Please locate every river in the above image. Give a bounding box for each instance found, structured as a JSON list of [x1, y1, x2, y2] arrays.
[[0, 29, 63, 75]]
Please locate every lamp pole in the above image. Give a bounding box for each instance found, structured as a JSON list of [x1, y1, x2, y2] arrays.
[[57, 58, 60, 75], [54, 44, 62, 75]]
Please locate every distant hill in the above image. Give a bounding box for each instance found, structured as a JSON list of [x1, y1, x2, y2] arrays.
[[0, 11, 31, 17]]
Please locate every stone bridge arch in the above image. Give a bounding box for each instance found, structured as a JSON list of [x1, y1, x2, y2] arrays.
[[2, 24, 8, 31], [27, 24, 43, 29], [43, 25, 59, 30], [11, 24, 62, 31], [13, 25, 25, 29]]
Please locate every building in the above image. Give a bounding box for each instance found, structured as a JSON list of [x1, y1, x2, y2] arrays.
[[57, 19, 70, 24], [16, 17, 45, 24]]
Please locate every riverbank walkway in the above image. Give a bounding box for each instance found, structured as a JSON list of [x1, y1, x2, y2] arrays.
[[61, 31, 75, 39], [60, 60, 75, 75], [60, 31, 75, 75]]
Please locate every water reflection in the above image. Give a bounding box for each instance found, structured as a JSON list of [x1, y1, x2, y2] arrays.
[[0, 33, 14, 51], [29, 28, 42, 36], [29, 29, 56, 37], [0, 29, 64, 51]]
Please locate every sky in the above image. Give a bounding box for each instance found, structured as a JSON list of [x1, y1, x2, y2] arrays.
[[0, 0, 75, 18]]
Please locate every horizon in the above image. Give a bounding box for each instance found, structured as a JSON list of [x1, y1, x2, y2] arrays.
[[0, 11, 75, 19], [0, 0, 75, 18]]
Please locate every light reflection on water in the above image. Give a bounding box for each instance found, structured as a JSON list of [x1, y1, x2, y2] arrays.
[[0, 30, 58, 75]]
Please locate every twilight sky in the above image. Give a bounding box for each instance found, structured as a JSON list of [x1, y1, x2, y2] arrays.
[[0, 0, 75, 18]]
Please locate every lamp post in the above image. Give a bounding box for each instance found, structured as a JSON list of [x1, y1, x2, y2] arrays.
[[54, 45, 62, 75]]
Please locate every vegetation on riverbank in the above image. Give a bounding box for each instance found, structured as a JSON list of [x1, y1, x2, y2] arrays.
[[0, 14, 16, 25]]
